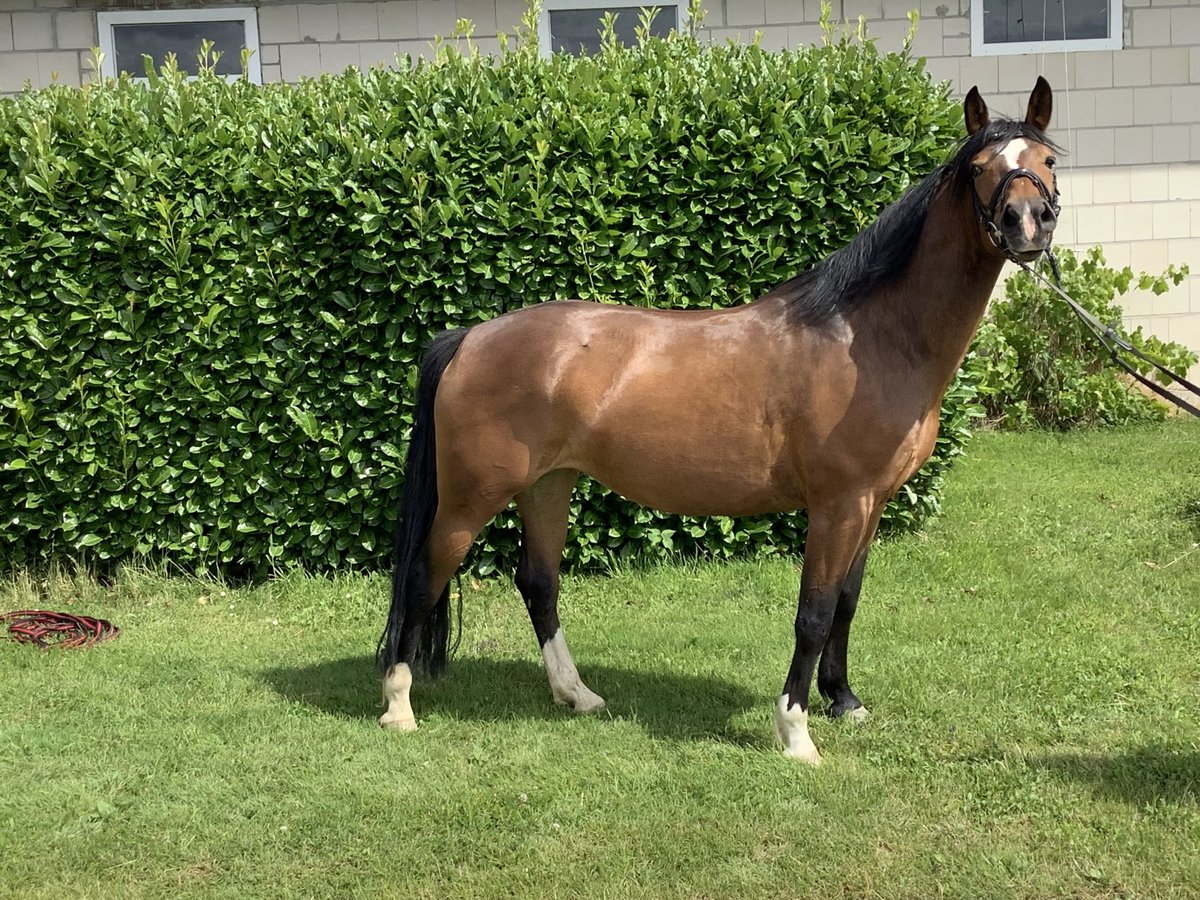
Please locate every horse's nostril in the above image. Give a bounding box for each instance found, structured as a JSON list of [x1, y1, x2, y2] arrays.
[[1040, 204, 1057, 224], [1002, 207, 1020, 228]]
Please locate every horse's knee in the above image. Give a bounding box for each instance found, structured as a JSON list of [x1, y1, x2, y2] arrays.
[[515, 557, 556, 606], [795, 600, 837, 651]]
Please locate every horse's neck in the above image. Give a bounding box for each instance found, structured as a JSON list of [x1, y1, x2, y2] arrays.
[[863, 186, 1005, 390]]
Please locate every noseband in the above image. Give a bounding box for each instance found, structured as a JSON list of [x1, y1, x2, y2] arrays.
[[974, 164, 1060, 261]]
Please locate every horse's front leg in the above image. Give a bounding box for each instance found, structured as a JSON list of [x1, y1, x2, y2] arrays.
[[818, 547, 872, 720], [775, 497, 881, 764]]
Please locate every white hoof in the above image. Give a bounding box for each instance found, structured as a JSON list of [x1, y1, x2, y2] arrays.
[[550, 682, 607, 712], [379, 710, 418, 731], [782, 742, 823, 766], [844, 705, 870, 723], [571, 687, 607, 714]]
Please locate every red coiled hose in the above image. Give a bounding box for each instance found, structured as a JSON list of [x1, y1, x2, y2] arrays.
[[2, 610, 120, 649]]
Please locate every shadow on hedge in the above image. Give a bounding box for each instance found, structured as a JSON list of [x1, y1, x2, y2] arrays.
[[261, 654, 768, 747]]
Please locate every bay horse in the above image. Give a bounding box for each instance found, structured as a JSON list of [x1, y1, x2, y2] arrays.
[[377, 79, 1060, 764]]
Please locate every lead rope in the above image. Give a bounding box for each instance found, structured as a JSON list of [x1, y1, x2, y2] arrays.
[[1017, 253, 1200, 419]]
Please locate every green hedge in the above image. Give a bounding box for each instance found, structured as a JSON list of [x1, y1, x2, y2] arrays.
[[0, 29, 969, 577]]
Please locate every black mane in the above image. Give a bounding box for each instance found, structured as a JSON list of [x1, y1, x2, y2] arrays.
[[766, 118, 1060, 326]]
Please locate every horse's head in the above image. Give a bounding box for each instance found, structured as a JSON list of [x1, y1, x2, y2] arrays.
[[963, 77, 1059, 263]]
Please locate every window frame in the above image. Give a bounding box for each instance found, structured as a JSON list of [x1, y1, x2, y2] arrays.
[[970, 0, 1122, 57], [96, 7, 262, 83], [538, 0, 689, 57]]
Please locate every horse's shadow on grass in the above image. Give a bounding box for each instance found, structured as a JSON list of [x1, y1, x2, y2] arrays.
[[1032, 745, 1199, 807], [262, 654, 770, 748]]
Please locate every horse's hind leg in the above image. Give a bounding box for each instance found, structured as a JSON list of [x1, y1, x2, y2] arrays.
[[515, 469, 606, 713], [817, 547, 871, 721], [380, 505, 495, 730]]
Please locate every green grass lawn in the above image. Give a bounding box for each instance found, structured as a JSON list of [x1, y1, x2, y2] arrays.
[[3, 422, 1199, 898]]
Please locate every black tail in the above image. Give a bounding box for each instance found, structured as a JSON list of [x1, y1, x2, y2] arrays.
[[376, 328, 469, 678]]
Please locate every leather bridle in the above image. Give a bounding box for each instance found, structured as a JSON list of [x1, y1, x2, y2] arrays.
[[973, 162, 1061, 261]]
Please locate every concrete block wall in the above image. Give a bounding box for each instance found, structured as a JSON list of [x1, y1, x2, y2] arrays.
[[1055, 164, 1200, 357], [0, 0, 95, 91], [256, 0, 512, 81]]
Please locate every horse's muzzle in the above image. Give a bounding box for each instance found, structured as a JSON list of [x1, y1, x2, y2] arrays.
[[996, 195, 1058, 260]]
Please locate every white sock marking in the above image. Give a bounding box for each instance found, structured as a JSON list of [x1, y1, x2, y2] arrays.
[[542, 629, 606, 712], [773, 695, 822, 765], [380, 663, 418, 731]]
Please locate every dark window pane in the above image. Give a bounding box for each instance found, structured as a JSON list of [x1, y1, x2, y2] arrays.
[[982, 0, 1109, 45], [113, 21, 246, 77], [550, 6, 677, 56]]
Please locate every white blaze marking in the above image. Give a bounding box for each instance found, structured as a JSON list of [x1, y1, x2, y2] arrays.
[[773, 695, 822, 765], [380, 663, 418, 731], [542, 628, 606, 712], [998, 138, 1030, 171]]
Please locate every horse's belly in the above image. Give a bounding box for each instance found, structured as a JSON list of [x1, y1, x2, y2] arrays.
[[568, 439, 799, 518], [556, 373, 801, 516]]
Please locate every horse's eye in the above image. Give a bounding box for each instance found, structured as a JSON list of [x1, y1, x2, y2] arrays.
[[970, 164, 983, 178], [1046, 157, 1056, 169]]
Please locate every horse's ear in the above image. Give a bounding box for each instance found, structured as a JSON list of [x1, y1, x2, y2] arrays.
[[1024, 76, 1053, 132], [964, 87, 989, 136]]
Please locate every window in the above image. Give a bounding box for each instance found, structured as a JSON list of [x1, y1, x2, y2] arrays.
[[539, 0, 688, 56], [97, 8, 262, 83], [971, 0, 1121, 56]]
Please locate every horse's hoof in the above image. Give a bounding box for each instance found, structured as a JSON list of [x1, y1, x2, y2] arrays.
[[829, 703, 869, 723], [552, 682, 607, 713], [782, 744, 823, 766], [379, 712, 418, 731], [844, 705, 869, 723], [572, 690, 607, 714]]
